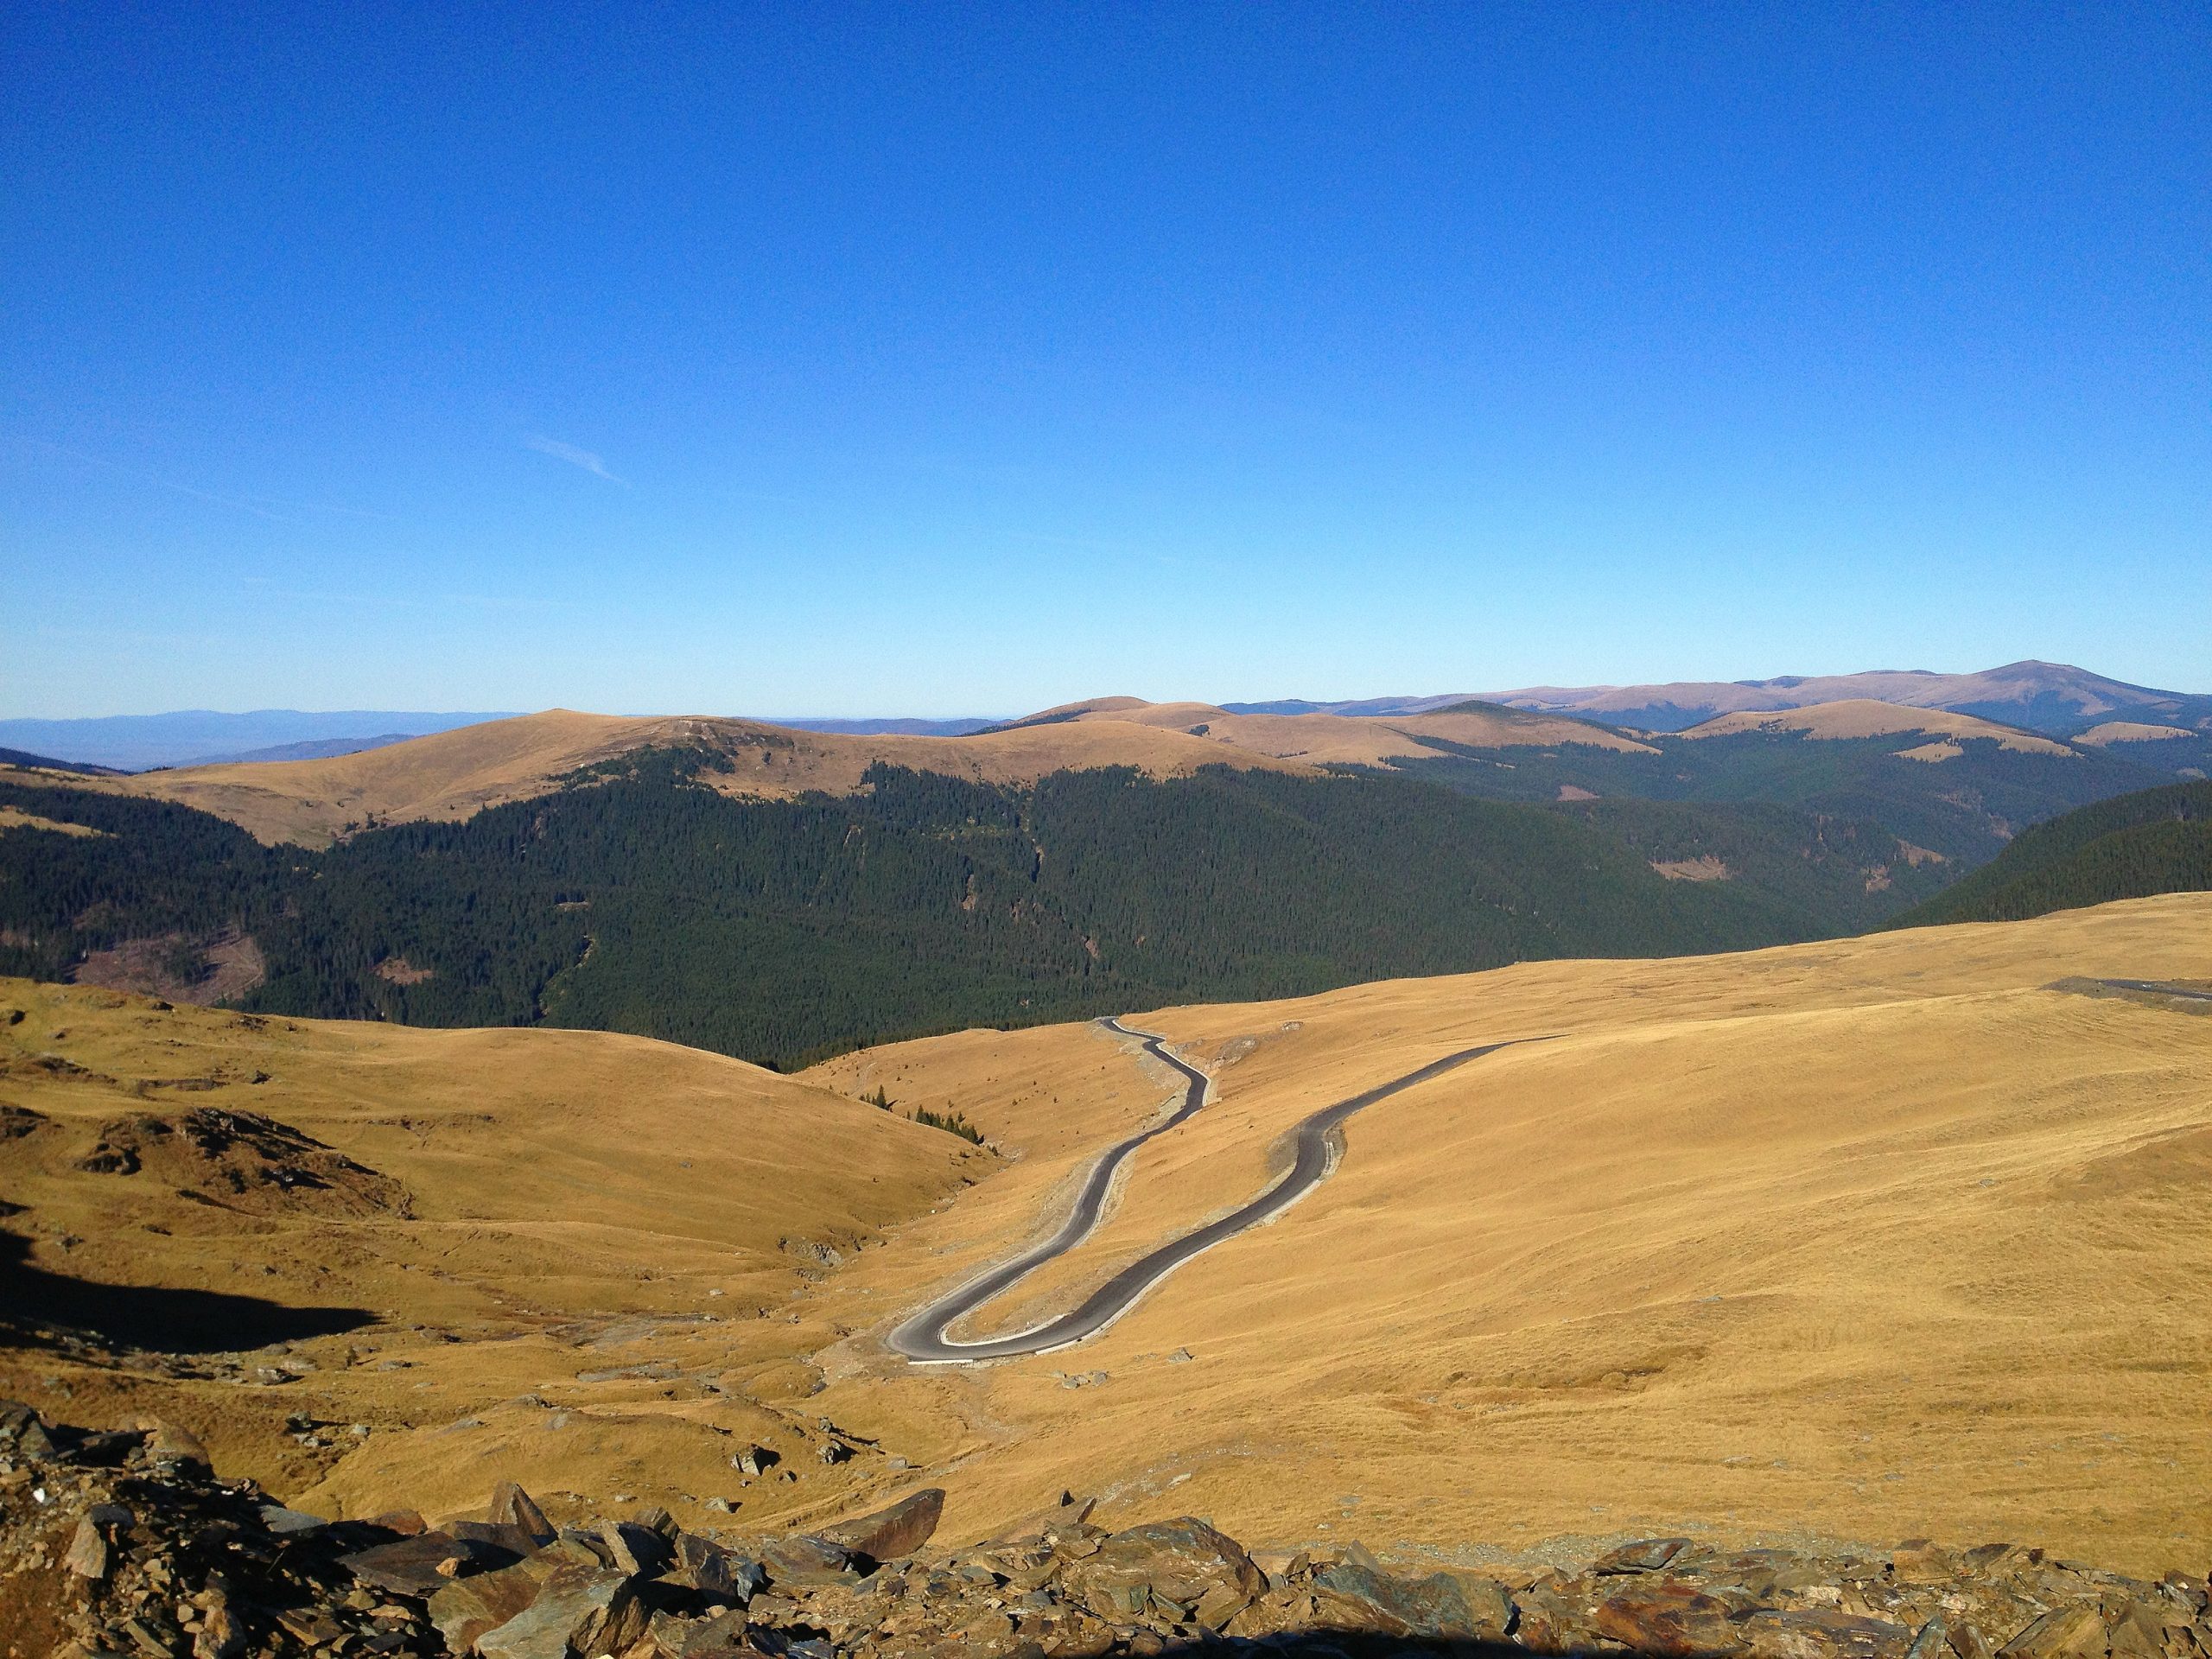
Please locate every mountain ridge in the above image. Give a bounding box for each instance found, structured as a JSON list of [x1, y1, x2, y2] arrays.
[[1233, 660, 2211, 737]]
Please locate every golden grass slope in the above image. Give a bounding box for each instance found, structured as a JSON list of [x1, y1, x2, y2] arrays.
[[0, 696, 1656, 847], [1486, 662, 2180, 726], [2075, 721, 2198, 747], [0, 981, 984, 1521], [0, 709, 1314, 847], [792, 894, 2212, 1575], [7, 899, 2209, 1573], [1035, 696, 1658, 764], [1680, 699, 2075, 755], [0, 806, 105, 838]]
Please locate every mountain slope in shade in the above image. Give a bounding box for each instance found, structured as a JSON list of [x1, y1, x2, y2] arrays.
[[0, 747, 117, 775], [1892, 779, 2212, 927]]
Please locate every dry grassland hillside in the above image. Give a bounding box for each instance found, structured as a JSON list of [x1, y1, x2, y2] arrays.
[[0, 696, 1659, 848], [1030, 695, 1659, 764], [2075, 722, 2200, 747], [1484, 661, 2198, 731], [1678, 700, 2074, 755], [0, 709, 1314, 847], [0, 984, 986, 1523], [798, 895, 2212, 1576], [1672, 698, 2070, 756], [3, 897, 2207, 1580]]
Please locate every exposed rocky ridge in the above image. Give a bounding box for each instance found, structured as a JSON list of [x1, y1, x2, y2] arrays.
[[5, 1406, 2207, 1659], [66, 1109, 410, 1218]]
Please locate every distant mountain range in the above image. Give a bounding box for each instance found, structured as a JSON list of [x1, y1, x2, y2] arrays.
[[8, 662, 2202, 772], [0, 710, 516, 772], [1229, 661, 2211, 738], [7, 679, 2209, 1067], [765, 717, 1001, 737], [184, 734, 427, 766]]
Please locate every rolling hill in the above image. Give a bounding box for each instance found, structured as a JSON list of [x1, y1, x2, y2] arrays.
[[1239, 661, 2212, 738], [795, 893, 2212, 1574], [0, 757, 1793, 1069], [1371, 697, 2177, 871], [0, 709, 1314, 849], [11, 896, 2202, 1573], [3, 696, 2196, 1066], [995, 694, 1657, 764], [0, 975, 983, 1510], [1477, 660, 2212, 736], [1, 698, 1654, 851], [5, 695, 2190, 866]]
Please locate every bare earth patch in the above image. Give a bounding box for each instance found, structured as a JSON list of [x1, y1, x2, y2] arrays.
[[1649, 855, 1730, 881], [372, 955, 434, 985], [70, 932, 266, 1005]]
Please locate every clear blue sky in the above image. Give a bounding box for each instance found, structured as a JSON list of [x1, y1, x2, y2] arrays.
[[3, 3, 2206, 717]]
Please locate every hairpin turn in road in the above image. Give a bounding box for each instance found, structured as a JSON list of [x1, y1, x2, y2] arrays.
[[887, 1018, 1522, 1363]]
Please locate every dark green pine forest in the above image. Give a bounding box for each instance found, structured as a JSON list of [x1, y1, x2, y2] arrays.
[[1890, 779, 2212, 928], [2, 740, 2202, 1071]]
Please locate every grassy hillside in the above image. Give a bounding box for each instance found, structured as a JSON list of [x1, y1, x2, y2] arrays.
[[0, 976, 981, 1514], [1891, 779, 2212, 927], [799, 893, 2212, 1574], [12, 898, 2209, 1571], [5, 754, 1798, 1068], [8, 727, 2189, 1069], [4, 707, 1312, 847]]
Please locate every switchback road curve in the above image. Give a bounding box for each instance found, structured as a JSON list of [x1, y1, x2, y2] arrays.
[[887, 1019, 1519, 1363]]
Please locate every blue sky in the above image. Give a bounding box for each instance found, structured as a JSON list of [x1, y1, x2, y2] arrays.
[[3, 3, 2206, 717]]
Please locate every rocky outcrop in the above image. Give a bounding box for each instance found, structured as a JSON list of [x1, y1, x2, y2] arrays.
[[3, 1402, 2207, 1659], [68, 1107, 408, 1217]]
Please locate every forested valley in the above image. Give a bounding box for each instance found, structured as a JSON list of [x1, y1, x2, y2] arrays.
[[0, 744, 2069, 1067]]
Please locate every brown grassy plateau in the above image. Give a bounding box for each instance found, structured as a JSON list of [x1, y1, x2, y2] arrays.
[[0, 695, 1653, 848], [2075, 722, 2200, 747], [1027, 696, 1658, 764], [3, 896, 2207, 1576], [0, 709, 1318, 847], [1678, 700, 2074, 754]]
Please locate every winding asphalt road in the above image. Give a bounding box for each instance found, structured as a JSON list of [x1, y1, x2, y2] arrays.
[[887, 1019, 1516, 1364], [2096, 978, 2212, 1002]]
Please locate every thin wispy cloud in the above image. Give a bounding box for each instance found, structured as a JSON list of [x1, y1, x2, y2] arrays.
[[11, 438, 393, 523], [526, 435, 626, 484]]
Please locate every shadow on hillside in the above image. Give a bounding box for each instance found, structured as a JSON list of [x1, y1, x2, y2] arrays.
[[0, 1231, 375, 1354]]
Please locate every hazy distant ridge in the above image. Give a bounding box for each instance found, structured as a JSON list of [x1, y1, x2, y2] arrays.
[[0, 710, 516, 772], [1236, 662, 2209, 738]]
